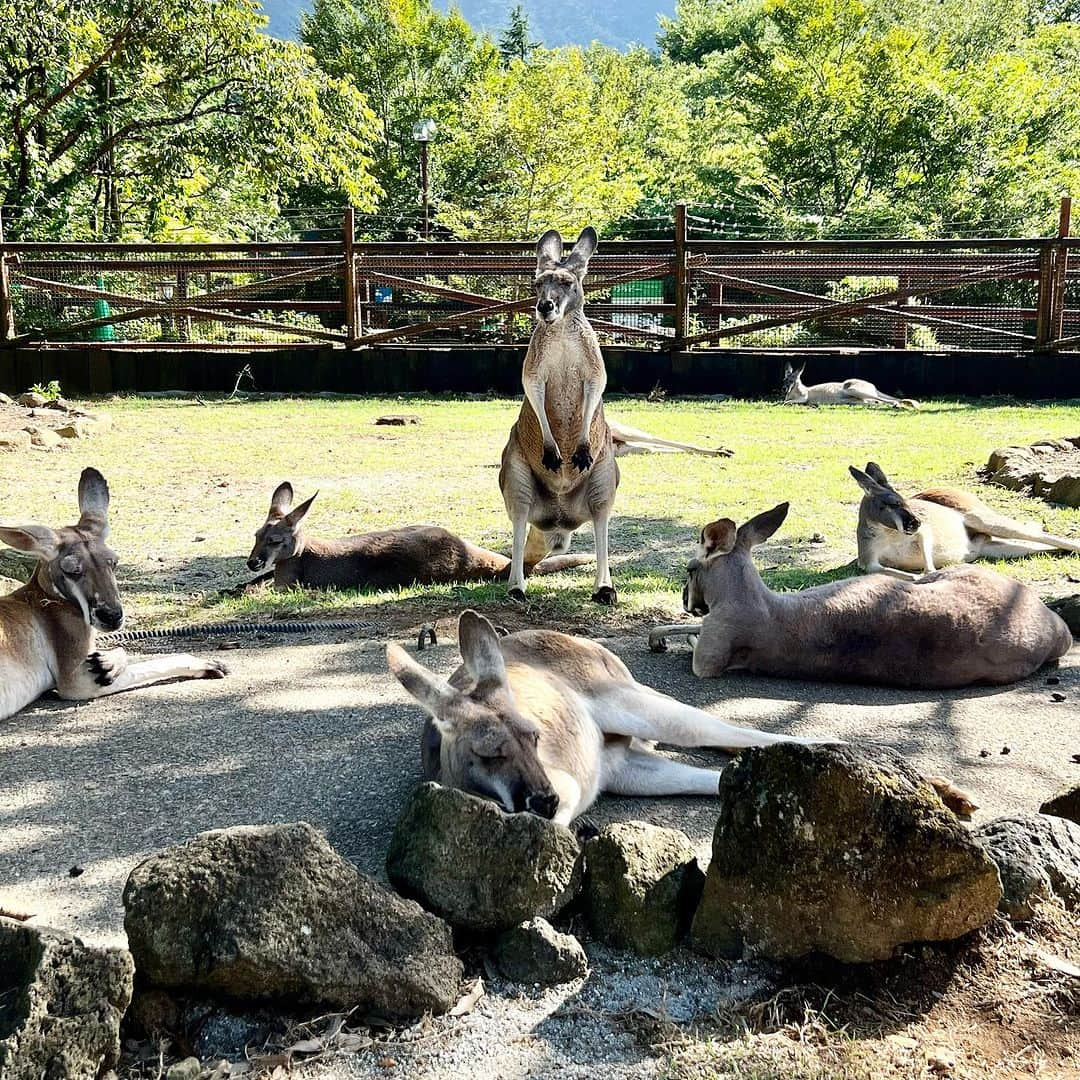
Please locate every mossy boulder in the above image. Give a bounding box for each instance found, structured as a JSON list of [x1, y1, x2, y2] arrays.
[[0, 918, 133, 1080], [123, 822, 462, 1018], [690, 744, 1002, 963], [584, 821, 705, 956], [974, 813, 1080, 921], [386, 783, 581, 933]]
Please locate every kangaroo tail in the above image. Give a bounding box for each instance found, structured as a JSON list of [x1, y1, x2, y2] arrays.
[[530, 553, 594, 576]]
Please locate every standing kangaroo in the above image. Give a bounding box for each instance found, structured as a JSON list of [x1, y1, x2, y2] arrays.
[[782, 362, 919, 408], [0, 468, 226, 722], [386, 610, 821, 825], [499, 227, 619, 604], [850, 462, 1080, 579], [649, 502, 1071, 689], [246, 482, 591, 590]]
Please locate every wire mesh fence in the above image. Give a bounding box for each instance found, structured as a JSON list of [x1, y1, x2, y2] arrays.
[[0, 204, 1073, 352]]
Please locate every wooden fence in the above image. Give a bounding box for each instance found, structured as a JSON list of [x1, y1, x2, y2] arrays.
[[1, 202, 1076, 354]]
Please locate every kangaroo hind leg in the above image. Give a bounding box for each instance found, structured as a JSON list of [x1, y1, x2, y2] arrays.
[[603, 741, 722, 796], [963, 510, 1080, 555]]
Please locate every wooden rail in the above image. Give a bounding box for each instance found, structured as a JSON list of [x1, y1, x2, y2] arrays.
[[0, 200, 1074, 352]]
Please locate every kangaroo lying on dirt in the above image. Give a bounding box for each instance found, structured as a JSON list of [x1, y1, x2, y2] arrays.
[[387, 609, 824, 824], [499, 227, 620, 605], [782, 362, 919, 408], [851, 462, 1080, 579], [649, 502, 1072, 689], [245, 482, 591, 590], [0, 469, 226, 722]]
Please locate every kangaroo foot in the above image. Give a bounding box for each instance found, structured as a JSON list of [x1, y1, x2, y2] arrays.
[[575, 818, 600, 843], [541, 445, 563, 472], [508, 587, 527, 604], [571, 443, 593, 472], [201, 660, 230, 679], [592, 585, 617, 605]]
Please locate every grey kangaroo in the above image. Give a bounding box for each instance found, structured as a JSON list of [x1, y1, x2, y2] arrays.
[[782, 362, 919, 408], [245, 482, 590, 590], [649, 502, 1072, 689], [499, 227, 620, 604]]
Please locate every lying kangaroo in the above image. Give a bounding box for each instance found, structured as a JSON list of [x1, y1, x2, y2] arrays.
[[0, 468, 226, 722], [782, 362, 919, 408], [851, 462, 1080, 579], [386, 610, 821, 824], [246, 482, 591, 589], [608, 419, 733, 458], [649, 502, 1071, 689], [499, 227, 619, 604]]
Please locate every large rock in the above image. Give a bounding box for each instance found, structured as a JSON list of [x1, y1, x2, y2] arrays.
[[14, 391, 47, 408], [690, 744, 1002, 963], [984, 438, 1080, 506], [0, 430, 30, 452], [123, 822, 462, 1017], [584, 821, 705, 956], [1040, 785, 1080, 825], [974, 814, 1080, 921], [23, 424, 63, 449], [386, 783, 582, 933], [0, 918, 133, 1080], [492, 918, 588, 986]]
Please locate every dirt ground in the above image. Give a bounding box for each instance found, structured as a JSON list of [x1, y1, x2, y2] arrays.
[[1, 625, 1077, 1079]]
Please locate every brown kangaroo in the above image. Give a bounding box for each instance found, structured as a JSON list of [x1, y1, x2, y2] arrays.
[[245, 482, 591, 590]]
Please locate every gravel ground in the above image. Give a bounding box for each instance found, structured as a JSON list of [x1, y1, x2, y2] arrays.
[[1, 627, 1077, 1078]]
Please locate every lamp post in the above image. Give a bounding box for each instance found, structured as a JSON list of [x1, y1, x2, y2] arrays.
[[411, 118, 437, 240]]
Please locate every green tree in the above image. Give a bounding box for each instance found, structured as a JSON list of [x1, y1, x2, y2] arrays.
[[499, 5, 541, 66], [0, 0, 378, 239]]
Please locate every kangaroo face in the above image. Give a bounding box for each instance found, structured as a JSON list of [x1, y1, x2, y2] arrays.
[[387, 610, 560, 819], [0, 467, 123, 631], [248, 482, 317, 572], [780, 362, 806, 401], [533, 226, 598, 326], [849, 464, 920, 535]]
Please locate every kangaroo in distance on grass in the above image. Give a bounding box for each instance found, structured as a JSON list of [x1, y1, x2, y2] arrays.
[[851, 462, 1080, 580], [386, 609, 824, 825], [500, 227, 620, 604], [782, 362, 919, 409], [0, 468, 226, 722], [649, 502, 1072, 689], [246, 482, 592, 590]]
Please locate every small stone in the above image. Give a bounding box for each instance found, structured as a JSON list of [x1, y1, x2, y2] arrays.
[[927, 1047, 956, 1074], [23, 425, 62, 449], [493, 918, 588, 986], [0, 430, 31, 451], [584, 821, 704, 956], [974, 813, 1080, 920], [1040, 784, 1080, 825], [375, 414, 421, 426], [1000, 746, 1011, 755], [165, 1057, 202, 1080], [0, 392, 12, 405], [1051, 692, 1066, 702], [809, 532, 827, 544], [978, 749, 990, 758], [56, 420, 92, 439], [1047, 676, 1061, 685]]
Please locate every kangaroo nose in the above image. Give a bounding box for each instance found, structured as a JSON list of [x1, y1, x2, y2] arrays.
[[526, 791, 559, 820], [95, 605, 124, 631], [537, 299, 555, 316], [247, 556, 263, 571]]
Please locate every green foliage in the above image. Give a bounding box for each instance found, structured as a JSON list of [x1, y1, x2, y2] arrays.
[[28, 380, 63, 400], [0, 0, 379, 239], [499, 4, 541, 65]]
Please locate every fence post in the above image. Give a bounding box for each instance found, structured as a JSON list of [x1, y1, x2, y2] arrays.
[[0, 208, 15, 342], [1035, 242, 1056, 350], [343, 206, 359, 347], [1051, 195, 1071, 347], [673, 202, 689, 354]]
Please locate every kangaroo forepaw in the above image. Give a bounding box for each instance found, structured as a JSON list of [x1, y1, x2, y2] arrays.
[[541, 445, 563, 472], [202, 660, 229, 679], [507, 587, 527, 604], [575, 818, 601, 843], [592, 585, 617, 606], [87, 650, 127, 687], [571, 444, 593, 472]]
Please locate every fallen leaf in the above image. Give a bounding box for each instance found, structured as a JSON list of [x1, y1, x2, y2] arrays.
[[1033, 949, 1080, 978], [450, 977, 485, 1017]]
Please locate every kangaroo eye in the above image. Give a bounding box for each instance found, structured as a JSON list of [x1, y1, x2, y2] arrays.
[[477, 750, 505, 762]]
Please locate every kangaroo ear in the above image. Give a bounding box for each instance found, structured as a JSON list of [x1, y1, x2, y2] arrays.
[[387, 643, 459, 719], [783, 362, 793, 377], [458, 609, 508, 694], [564, 227, 597, 275], [269, 481, 294, 516], [700, 518, 737, 557], [536, 229, 563, 273], [864, 462, 893, 489], [849, 466, 885, 495], [77, 467, 110, 535], [283, 491, 317, 527], [736, 503, 789, 548], [0, 524, 60, 561], [794, 362, 806, 377]]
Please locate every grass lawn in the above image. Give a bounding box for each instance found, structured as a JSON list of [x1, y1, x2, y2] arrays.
[[4, 393, 1080, 633]]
